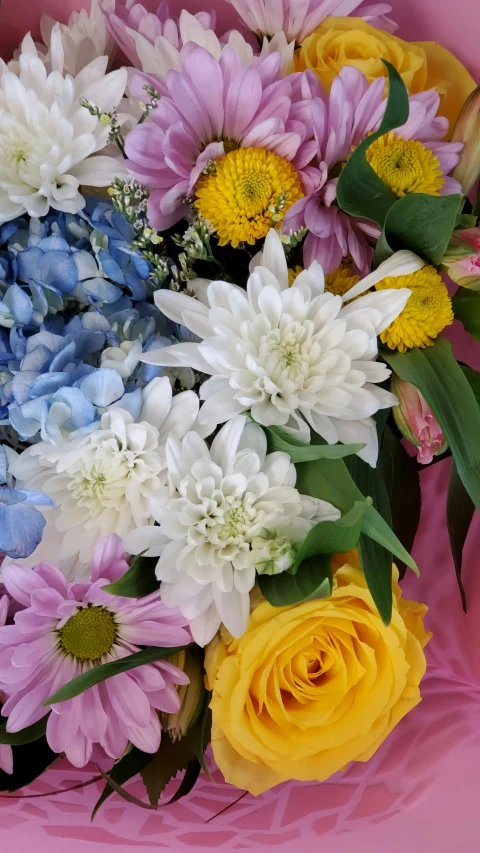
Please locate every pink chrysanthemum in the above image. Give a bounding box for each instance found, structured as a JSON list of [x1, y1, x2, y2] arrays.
[[104, 0, 220, 74], [125, 45, 314, 231], [0, 536, 191, 768], [226, 0, 397, 41], [0, 594, 13, 776], [283, 67, 463, 274]]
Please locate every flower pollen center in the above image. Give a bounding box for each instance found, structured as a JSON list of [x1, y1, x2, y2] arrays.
[[58, 605, 117, 661], [195, 147, 303, 248], [366, 132, 444, 197]]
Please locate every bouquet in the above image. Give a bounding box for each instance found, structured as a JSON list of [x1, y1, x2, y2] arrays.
[[0, 0, 479, 815]]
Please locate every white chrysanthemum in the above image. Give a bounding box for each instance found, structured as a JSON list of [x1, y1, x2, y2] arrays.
[[141, 230, 424, 466], [9, 377, 204, 578], [124, 416, 340, 646], [0, 33, 126, 224], [41, 1, 115, 76], [9, 1, 115, 77]]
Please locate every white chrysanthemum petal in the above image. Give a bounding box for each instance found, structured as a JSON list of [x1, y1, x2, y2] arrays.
[[345, 250, 425, 300]]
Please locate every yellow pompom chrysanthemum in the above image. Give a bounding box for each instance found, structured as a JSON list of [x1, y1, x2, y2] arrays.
[[366, 132, 444, 197], [376, 265, 454, 352], [195, 148, 303, 248], [289, 261, 360, 298]]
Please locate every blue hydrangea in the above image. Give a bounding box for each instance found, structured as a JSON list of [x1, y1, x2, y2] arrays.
[[0, 204, 152, 331], [0, 202, 197, 444], [0, 295, 190, 443], [0, 444, 54, 559]]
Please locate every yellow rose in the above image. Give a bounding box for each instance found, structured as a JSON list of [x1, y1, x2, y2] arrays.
[[296, 17, 476, 133], [206, 564, 430, 795]]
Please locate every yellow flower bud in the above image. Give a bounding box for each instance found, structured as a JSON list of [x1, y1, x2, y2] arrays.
[[162, 649, 205, 742]]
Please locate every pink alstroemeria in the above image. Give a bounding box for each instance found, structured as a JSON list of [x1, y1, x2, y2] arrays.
[[452, 85, 480, 195], [442, 227, 480, 290], [391, 375, 447, 465], [283, 67, 463, 274], [226, 0, 397, 41], [125, 46, 314, 231], [0, 535, 191, 768]]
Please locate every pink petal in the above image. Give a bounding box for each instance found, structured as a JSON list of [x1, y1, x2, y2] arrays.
[[0, 744, 13, 774], [106, 672, 152, 727], [1, 564, 48, 607], [124, 708, 161, 754], [34, 563, 69, 598], [30, 588, 65, 616], [79, 686, 109, 743], [65, 730, 93, 768], [120, 622, 191, 646], [90, 534, 128, 584], [5, 680, 53, 732]]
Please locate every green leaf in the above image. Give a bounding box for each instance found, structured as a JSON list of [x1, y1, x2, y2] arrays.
[[453, 289, 480, 342], [0, 738, 58, 792], [103, 555, 159, 598], [46, 645, 190, 705], [446, 461, 474, 612], [461, 364, 480, 406], [383, 339, 480, 508], [336, 60, 408, 226], [258, 554, 332, 606], [375, 193, 464, 266], [294, 501, 369, 568], [379, 426, 422, 578], [295, 457, 418, 572], [96, 765, 155, 811], [167, 759, 202, 805], [346, 454, 393, 625], [264, 425, 364, 462], [141, 690, 212, 806], [92, 747, 153, 819], [295, 456, 362, 514], [455, 213, 478, 230], [0, 714, 48, 746]]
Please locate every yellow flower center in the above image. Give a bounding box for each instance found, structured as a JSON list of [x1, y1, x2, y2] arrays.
[[288, 262, 360, 298], [325, 263, 361, 298], [376, 265, 454, 352], [58, 605, 117, 661], [366, 132, 444, 197], [195, 148, 304, 248]]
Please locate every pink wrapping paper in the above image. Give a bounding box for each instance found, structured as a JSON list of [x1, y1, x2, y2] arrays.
[[0, 1, 479, 850]]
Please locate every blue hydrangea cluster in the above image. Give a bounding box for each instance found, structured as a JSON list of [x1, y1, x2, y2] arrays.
[[0, 444, 54, 559], [0, 202, 186, 443]]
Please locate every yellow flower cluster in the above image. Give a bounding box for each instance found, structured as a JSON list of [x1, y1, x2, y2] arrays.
[[376, 265, 454, 352], [195, 148, 303, 248]]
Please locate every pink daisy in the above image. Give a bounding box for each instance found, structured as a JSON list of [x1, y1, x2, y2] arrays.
[[0, 595, 13, 776], [0, 535, 191, 768], [283, 66, 463, 274], [226, 0, 397, 41], [125, 45, 314, 231]]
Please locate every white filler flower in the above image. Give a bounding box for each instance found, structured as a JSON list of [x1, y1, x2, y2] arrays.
[[0, 33, 126, 223], [142, 230, 424, 466], [9, 378, 203, 577], [124, 416, 340, 646]]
